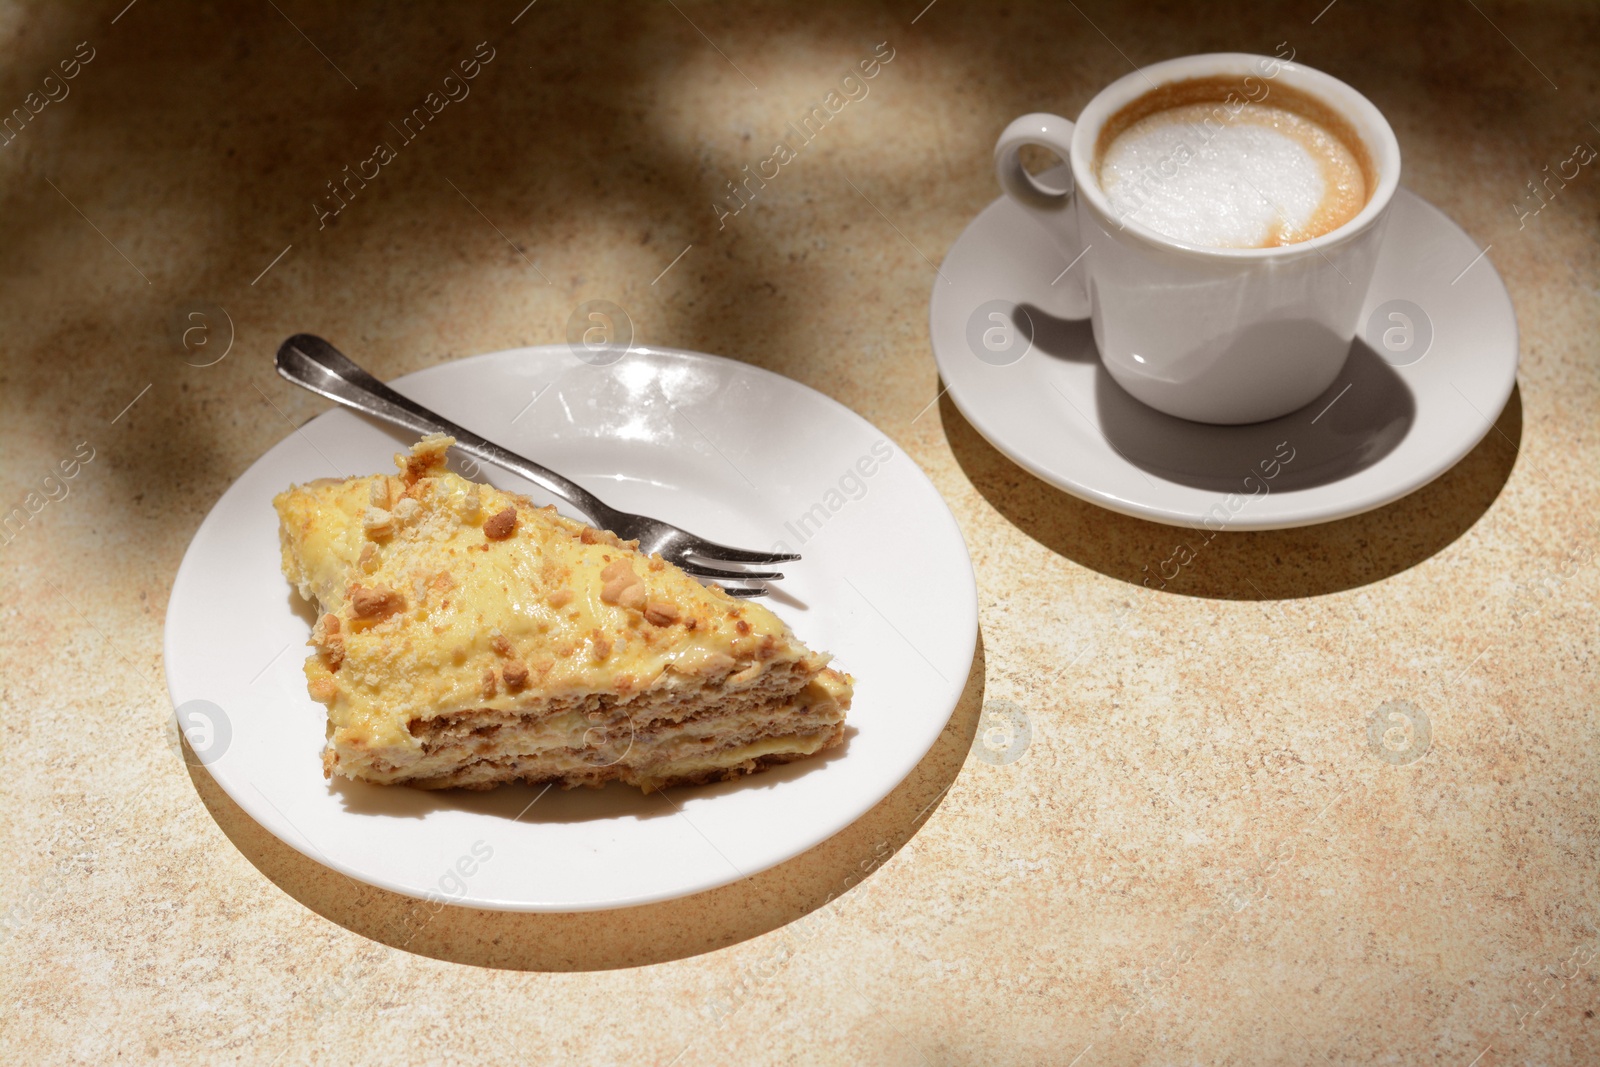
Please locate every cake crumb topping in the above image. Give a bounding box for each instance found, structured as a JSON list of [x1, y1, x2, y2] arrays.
[[644, 601, 680, 626], [600, 559, 645, 608], [483, 507, 517, 540], [350, 584, 404, 619], [502, 660, 529, 691]]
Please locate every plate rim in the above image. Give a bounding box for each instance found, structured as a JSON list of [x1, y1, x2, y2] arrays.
[[164, 342, 979, 911]]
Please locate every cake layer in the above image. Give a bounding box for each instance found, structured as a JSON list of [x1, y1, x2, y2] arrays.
[[331, 659, 848, 790], [395, 714, 846, 792]]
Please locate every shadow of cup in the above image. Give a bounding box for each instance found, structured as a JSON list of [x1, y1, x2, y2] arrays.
[[1092, 337, 1415, 492], [1018, 301, 1417, 491], [942, 356, 1520, 602]]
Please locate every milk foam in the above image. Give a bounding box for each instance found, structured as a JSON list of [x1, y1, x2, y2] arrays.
[[1098, 103, 1363, 248]]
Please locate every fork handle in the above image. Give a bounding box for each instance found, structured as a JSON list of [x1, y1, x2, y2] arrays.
[[275, 334, 616, 524]]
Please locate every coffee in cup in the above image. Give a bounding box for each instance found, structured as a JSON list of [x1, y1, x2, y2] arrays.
[[1094, 77, 1373, 249]]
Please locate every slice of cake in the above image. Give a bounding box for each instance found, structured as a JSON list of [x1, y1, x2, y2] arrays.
[[272, 434, 851, 792]]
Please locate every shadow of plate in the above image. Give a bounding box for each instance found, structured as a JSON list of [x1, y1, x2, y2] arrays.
[[181, 633, 985, 971]]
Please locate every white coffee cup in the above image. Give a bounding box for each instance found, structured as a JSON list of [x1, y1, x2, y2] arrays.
[[995, 53, 1401, 424]]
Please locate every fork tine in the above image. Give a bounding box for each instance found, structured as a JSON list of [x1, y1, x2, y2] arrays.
[[681, 562, 785, 582], [682, 540, 801, 565], [719, 584, 769, 598]]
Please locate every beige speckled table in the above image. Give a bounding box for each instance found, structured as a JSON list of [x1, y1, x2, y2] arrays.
[[3, 1, 1598, 1063]]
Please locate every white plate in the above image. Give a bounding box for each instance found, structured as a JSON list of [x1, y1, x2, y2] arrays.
[[165, 345, 977, 911], [930, 185, 1519, 529]]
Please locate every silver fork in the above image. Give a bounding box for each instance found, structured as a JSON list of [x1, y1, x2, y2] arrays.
[[274, 334, 797, 597]]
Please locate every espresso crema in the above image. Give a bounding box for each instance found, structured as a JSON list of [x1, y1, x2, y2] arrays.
[[1095, 77, 1374, 248]]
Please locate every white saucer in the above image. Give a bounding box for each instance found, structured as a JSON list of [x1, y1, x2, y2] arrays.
[[929, 185, 1519, 530], [164, 345, 977, 911]]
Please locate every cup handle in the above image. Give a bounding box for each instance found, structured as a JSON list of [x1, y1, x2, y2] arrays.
[[994, 112, 1076, 211], [995, 112, 1090, 319]]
